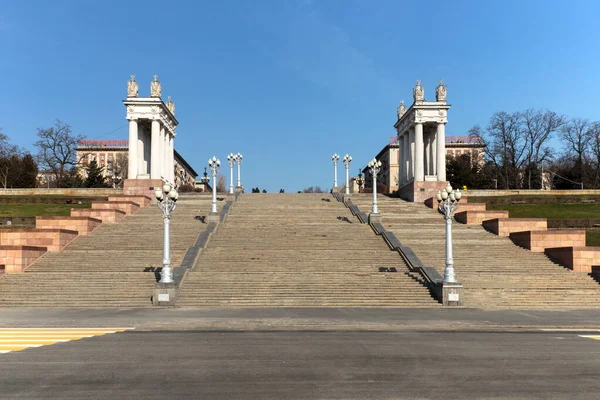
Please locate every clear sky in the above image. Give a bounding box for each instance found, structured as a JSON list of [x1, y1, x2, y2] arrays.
[[1, 0, 599, 192]]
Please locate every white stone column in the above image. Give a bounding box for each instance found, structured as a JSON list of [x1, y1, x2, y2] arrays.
[[169, 135, 174, 183], [424, 132, 431, 176], [431, 133, 437, 178], [127, 119, 138, 179], [159, 126, 166, 180], [414, 123, 424, 181], [402, 131, 410, 184], [138, 126, 146, 176], [408, 127, 415, 181], [150, 120, 161, 179], [398, 133, 405, 185], [436, 123, 446, 181]]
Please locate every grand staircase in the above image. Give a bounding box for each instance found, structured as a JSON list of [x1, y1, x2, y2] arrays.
[[0, 195, 215, 307], [351, 194, 600, 309], [177, 193, 439, 307]]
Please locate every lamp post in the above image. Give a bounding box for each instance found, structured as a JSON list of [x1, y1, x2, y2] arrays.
[[332, 153, 340, 189], [343, 154, 352, 195], [227, 153, 235, 194], [436, 183, 462, 283], [235, 152, 243, 189], [208, 156, 220, 214], [356, 168, 364, 193], [367, 158, 382, 215], [155, 182, 179, 283]]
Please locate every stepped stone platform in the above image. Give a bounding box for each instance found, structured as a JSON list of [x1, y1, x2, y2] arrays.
[[350, 194, 600, 309], [510, 230, 586, 253], [177, 193, 439, 308], [0, 228, 78, 252], [483, 218, 548, 237], [36, 216, 101, 235], [92, 201, 140, 215], [70, 208, 126, 223], [0, 195, 218, 307]]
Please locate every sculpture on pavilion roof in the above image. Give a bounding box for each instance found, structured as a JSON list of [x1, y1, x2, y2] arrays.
[[127, 74, 138, 97], [413, 79, 424, 102], [150, 75, 162, 98], [436, 79, 447, 102], [397, 100, 406, 119], [166, 96, 175, 115]]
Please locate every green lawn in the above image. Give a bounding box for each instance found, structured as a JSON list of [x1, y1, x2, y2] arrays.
[[485, 203, 600, 220], [0, 203, 90, 217]]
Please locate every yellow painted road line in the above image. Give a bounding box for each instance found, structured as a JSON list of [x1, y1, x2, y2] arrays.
[[0, 328, 135, 354], [578, 335, 600, 340]]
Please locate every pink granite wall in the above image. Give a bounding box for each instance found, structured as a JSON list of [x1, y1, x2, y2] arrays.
[[36, 216, 102, 235], [70, 209, 126, 223], [510, 230, 586, 252], [92, 201, 140, 215], [0, 246, 48, 273], [454, 210, 509, 225], [0, 229, 78, 252], [108, 195, 152, 207], [482, 218, 548, 237]]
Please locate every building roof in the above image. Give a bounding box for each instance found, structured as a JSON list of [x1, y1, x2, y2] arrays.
[[77, 140, 129, 148], [174, 150, 198, 178]]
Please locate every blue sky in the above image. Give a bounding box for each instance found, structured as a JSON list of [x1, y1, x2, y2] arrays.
[[1, 0, 599, 192]]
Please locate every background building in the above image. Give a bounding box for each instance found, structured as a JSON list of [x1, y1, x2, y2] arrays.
[[76, 140, 197, 188]]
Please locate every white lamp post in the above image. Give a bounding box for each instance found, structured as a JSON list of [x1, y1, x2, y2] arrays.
[[332, 153, 340, 189], [155, 182, 179, 283], [208, 156, 220, 214], [343, 154, 352, 195], [367, 158, 382, 215], [436, 183, 462, 283], [227, 153, 235, 194], [235, 152, 243, 189]]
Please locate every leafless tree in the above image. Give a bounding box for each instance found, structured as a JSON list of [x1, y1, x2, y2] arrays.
[[34, 120, 85, 188], [216, 174, 227, 193], [485, 111, 525, 188], [560, 117, 591, 183], [521, 109, 565, 188], [585, 121, 600, 186], [0, 129, 25, 188]]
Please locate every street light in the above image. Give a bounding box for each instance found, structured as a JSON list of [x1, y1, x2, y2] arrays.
[[235, 152, 243, 189], [436, 183, 462, 283], [332, 153, 340, 189], [343, 154, 352, 195], [155, 182, 179, 283], [227, 153, 235, 194], [356, 168, 364, 193], [367, 158, 382, 215], [208, 156, 220, 214]]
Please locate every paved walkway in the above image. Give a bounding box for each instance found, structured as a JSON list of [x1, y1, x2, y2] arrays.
[[2, 308, 600, 331]]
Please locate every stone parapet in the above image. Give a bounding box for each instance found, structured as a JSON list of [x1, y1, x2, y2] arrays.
[[510, 230, 586, 253], [0, 229, 78, 252], [483, 218, 548, 237], [0, 245, 48, 273], [92, 201, 140, 215], [36, 216, 102, 235], [454, 210, 509, 225], [123, 179, 164, 199], [70, 209, 126, 223], [108, 195, 152, 207], [398, 181, 448, 203], [545, 246, 600, 273], [424, 196, 469, 208]]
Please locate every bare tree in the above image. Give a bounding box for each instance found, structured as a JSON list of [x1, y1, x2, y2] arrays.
[[485, 111, 525, 188], [560, 117, 591, 184], [0, 130, 25, 188], [216, 174, 227, 193], [521, 109, 564, 188], [34, 120, 85, 188], [585, 121, 600, 187]]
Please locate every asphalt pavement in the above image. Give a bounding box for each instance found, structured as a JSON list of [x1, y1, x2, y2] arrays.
[[2, 329, 600, 399]]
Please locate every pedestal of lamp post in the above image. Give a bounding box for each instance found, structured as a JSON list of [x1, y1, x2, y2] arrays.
[[227, 193, 237, 202], [208, 211, 220, 223], [235, 186, 244, 194], [152, 282, 178, 306], [441, 282, 464, 306], [342, 193, 352, 203], [368, 212, 382, 224]]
